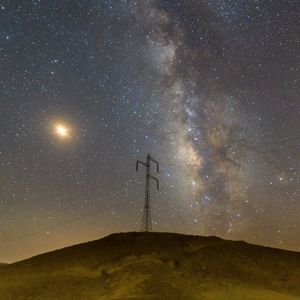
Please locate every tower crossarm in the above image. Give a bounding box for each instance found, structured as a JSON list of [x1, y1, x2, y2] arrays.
[[149, 175, 159, 191], [136, 160, 148, 172], [149, 156, 159, 173]]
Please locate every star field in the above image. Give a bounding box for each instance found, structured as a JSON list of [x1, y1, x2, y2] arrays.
[[0, 0, 299, 262]]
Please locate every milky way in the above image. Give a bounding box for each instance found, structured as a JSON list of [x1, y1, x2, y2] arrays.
[[0, 1, 299, 262]]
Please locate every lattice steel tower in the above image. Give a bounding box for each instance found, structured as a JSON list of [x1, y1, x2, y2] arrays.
[[136, 154, 159, 232]]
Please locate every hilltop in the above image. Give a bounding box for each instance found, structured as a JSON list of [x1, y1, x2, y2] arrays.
[[0, 232, 299, 299]]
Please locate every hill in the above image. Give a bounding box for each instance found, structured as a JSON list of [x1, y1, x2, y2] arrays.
[[0, 232, 299, 299]]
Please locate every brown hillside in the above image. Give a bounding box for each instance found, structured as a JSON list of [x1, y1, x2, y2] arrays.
[[0, 232, 299, 299]]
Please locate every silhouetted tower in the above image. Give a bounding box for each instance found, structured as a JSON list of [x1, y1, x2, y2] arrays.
[[136, 154, 159, 232]]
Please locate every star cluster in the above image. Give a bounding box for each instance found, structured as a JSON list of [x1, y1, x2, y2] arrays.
[[0, 0, 299, 262]]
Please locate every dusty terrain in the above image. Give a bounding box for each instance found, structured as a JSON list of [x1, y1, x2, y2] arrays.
[[0, 232, 299, 299]]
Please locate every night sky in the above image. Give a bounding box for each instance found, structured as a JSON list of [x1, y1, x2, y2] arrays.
[[0, 0, 299, 262]]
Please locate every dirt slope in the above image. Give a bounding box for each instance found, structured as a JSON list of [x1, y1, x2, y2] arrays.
[[0, 232, 299, 299]]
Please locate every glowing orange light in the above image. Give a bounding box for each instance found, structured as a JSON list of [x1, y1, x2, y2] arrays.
[[54, 124, 70, 138]]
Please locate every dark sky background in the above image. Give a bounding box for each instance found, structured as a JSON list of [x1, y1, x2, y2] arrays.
[[0, 0, 299, 262]]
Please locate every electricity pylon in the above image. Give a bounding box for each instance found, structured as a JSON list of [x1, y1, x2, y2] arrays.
[[136, 154, 159, 232]]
